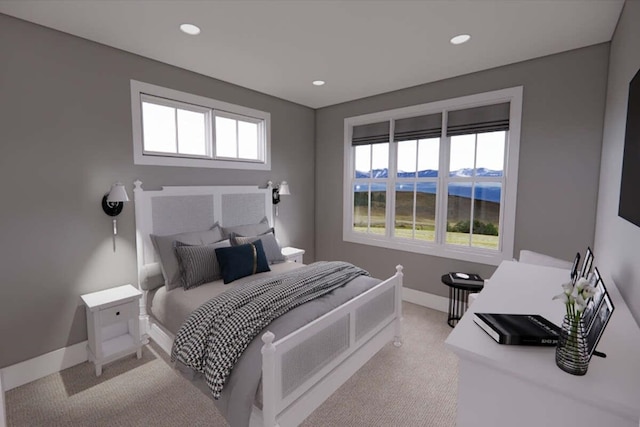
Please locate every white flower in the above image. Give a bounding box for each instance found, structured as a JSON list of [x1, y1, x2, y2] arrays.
[[561, 281, 574, 295], [575, 294, 587, 313], [576, 277, 589, 292], [554, 279, 589, 320], [553, 293, 569, 304]]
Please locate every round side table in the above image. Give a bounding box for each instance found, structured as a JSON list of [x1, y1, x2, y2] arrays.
[[441, 274, 484, 327]]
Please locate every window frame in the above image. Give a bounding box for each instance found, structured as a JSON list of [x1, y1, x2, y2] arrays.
[[212, 110, 266, 163], [343, 87, 523, 266], [131, 80, 271, 170]]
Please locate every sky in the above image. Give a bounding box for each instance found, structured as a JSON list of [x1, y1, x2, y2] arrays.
[[355, 131, 506, 174]]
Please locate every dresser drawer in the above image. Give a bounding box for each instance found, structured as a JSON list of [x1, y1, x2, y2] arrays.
[[100, 301, 136, 327]]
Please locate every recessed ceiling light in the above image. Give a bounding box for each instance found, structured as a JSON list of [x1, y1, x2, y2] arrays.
[[312, 80, 325, 86], [180, 23, 201, 36], [450, 34, 471, 45]]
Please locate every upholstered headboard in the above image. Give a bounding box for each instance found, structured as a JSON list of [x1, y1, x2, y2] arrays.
[[133, 180, 274, 290]]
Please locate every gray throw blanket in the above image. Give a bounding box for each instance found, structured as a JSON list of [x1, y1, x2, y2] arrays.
[[171, 261, 369, 399]]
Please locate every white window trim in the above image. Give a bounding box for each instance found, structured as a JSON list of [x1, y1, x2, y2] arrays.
[[131, 80, 271, 170], [139, 93, 213, 159], [343, 86, 523, 266], [213, 110, 266, 162]]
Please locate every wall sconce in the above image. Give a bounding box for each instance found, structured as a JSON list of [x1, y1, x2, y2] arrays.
[[270, 181, 291, 216], [102, 182, 129, 251]]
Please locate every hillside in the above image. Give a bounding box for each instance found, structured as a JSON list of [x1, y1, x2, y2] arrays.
[[356, 190, 500, 226]]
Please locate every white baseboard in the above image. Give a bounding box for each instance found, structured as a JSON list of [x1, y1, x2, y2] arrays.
[[0, 341, 88, 392], [402, 287, 449, 313]]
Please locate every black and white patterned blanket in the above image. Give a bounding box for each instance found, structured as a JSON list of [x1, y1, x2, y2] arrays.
[[170, 261, 369, 399]]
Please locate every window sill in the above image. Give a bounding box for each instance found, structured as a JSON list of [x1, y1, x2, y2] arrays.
[[343, 231, 510, 266], [133, 153, 271, 170]]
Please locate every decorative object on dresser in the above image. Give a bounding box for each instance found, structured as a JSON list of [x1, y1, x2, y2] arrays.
[[101, 181, 130, 251], [473, 313, 560, 346], [80, 284, 143, 376], [281, 246, 305, 263], [552, 247, 614, 375], [579, 246, 594, 280]]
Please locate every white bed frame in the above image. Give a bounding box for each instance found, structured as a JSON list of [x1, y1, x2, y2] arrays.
[[133, 180, 403, 427]]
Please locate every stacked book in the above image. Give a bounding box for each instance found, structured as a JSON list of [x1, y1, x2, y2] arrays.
[[473, 313, 561, 346]]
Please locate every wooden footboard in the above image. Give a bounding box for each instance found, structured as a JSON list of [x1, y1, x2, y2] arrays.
[[253, 265, 404, 427]]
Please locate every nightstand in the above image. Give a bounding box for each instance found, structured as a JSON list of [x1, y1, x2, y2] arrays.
[[81, 284, 143, 376], [281, 246, 305, 263]]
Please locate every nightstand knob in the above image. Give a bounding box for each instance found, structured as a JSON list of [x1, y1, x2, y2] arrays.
[[116, 311, 120, 316]]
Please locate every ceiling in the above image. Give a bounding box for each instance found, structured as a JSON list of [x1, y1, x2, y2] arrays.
[[0, 0, 624, 109]]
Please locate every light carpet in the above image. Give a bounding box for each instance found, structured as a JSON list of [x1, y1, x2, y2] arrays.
[[6, 302, 457, 426]]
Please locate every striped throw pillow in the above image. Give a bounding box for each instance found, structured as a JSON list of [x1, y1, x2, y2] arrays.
[[174, 239, 230, 290]]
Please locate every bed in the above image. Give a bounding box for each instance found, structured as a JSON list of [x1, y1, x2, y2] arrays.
[[133, 180, 403, 427]]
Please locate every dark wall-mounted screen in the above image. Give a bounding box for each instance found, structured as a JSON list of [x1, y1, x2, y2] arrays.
[[619, 68, 640, 227]]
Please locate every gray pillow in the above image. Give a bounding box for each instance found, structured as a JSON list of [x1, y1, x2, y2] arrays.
[[174, 240, 230, 289], [221, 217, 270, 239], [232, 229, 285, 264], [150, 224, 223, 290]]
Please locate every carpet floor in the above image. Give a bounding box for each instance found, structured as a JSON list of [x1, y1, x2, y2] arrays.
[[6, 302, 457, 426]]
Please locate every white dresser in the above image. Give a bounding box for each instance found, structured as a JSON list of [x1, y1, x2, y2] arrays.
[[445, 261, 640, 427], [81, 284, 143, 376]]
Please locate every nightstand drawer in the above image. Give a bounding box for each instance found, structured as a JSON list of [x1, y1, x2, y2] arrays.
[[281, 247, 305, 264], [100, 301, 135, 327]]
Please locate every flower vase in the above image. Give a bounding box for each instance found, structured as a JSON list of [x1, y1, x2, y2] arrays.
[[555, 314, 589, 375]]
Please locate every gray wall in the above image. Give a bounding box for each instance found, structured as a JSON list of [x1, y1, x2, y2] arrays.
[[594, 1, 640, 325], [0, 15, 315, 368], [315, 44, 609, 295]]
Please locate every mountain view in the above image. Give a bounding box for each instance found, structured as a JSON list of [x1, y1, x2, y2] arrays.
[[355, 168, 503, 203]]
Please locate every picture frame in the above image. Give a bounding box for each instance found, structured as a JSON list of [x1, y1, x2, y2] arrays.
[[580, 246, 594, 279], [570, 252, 581, 283], [582, 267, 604, 331], [586, 290, 615, 360]]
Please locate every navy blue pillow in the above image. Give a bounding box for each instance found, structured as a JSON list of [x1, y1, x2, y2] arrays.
[[215, 239, 270, 284]]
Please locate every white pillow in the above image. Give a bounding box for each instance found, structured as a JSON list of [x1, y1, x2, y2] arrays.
[[518, 250, 573, 269], [221, 217, 270, 239]]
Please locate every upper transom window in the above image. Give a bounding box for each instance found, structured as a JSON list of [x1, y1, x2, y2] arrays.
[[131, 80, 270, 170]]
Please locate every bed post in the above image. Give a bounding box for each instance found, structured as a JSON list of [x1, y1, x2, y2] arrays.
[[133, 180, 150, 344], [261, 331, 279, 427], [393, 265, 404, 347]]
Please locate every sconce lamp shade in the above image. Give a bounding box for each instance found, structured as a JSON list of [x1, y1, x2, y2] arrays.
[[102, 182, 129, 217], [278, 181, 291, 196], [107, 182, 129, 203]]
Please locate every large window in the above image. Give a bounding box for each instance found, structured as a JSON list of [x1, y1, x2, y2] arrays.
[[131, 80, 270, 170], [344, 87, 522, 265]]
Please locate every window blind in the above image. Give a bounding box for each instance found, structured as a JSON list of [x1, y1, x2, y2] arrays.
[[394, 113, 442, 141], [351, 121, 390, 145], [447, 102, 510, 136]]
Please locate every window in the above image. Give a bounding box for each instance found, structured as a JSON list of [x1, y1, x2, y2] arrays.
[[344, 87, 522, 265], [131, 80, 270, 170]]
